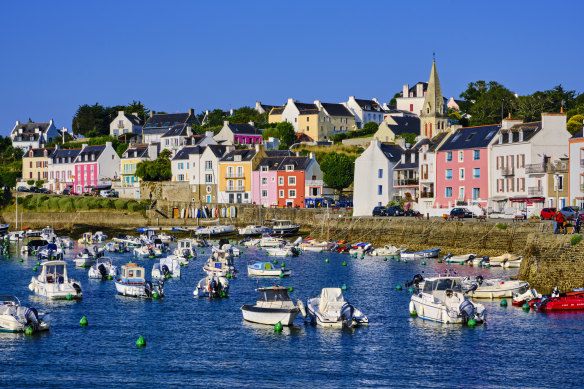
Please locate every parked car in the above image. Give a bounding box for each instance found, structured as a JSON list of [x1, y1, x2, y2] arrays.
[[386, 206, 405, 216], [100, 190, 118, 198], [61, 189, 71, 196], [450, 207, 475, 218], [17, 186, 29, 192], [37, 188, 50, 194], [540, 208, 557, 220], [372, 206, 388, 216], [560, 206, 580, 221]]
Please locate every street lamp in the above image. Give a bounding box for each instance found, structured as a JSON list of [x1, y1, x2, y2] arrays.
[[554, 173, 560, 212]]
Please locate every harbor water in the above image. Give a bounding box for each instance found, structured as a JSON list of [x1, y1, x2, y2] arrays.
[[0, 240, 583, 388]]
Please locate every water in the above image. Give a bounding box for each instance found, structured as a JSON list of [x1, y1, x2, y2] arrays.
[[0, 240, 583, 388]]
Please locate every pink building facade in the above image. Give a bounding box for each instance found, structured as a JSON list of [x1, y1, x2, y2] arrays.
[[73, 142, 121, 193], [252, 159, 280, 207]]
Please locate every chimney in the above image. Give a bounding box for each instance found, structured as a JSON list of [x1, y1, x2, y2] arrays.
[[287, 98, 294, 105], [309, 152, 315, 160], [15, 120, 20, 126], [314, 100, 321, 108], [188, 108, 194, 116], [148, 144, 158, 159], [501, 118, 522, 130], [149, 111, 154, 117], [248, 121, 254, 127], [205, 131, 214, 138], [223, 120, 229, 127], [542, 112, 567, 133], [403, 84, 409, 97], [416, 83, 424, 97], [106, 141, 112, 148], [296, 151, 300, 157], [118, 110, 124, 116], [396, 137, 406, 148]]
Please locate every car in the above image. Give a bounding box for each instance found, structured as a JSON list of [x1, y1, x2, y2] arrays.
[[450, 207, 475, 218], [386, 206, 405, 216], [559, 206, 580, 221], [16, 186, 29, 192], [540, 208, 556, 220], [37, 188, 50, 194], [29, 186, 41, 193], [61, 189, 71, 196], [372, 206, 388, 216]]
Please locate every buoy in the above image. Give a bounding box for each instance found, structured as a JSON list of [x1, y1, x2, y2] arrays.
[[79, 316, 88, 326], [407, 287, 415, 293], [136, 335, 146, 347], [396, 258, 400, 262], [437, 259, 442, 263], [107, 275, 113, 280], [467, 319, 476, 327], [279, 273, 284, 278], [288, 286, 294, 292], [274, 321, 283, 332], [421, 261, 426, 266], [459, 261, 464, 265], [396, 285, 402, 290], [19, 258, 23, 262], [36, 261, 40, 266], [486, 264, 491, 268], [522, 303, 530, 311], [66, 294, 72, 300], [360, 256, 364, 259], [384, 257, 387, 261], [341, 284, 347, 291], [152, 293, 160, 299], [25, 327, 34, 335], [500, 299, 508, 307], [325, 259, 329, 263], [165, 274, 171, 279], [273, 259, 278, 264], [226, 273, 231, 279], [33, 267, 37, 272], [403, 259, 407, 263], [180, 262, 184, 267], [201, 250, 205, 254], [281, 262, 285, 268], [221, 291, 226, 298], [342, 261, 347, 266], [410, 310, 417, 317]]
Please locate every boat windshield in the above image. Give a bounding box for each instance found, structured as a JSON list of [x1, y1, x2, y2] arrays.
[[0, 296, 19, 305], [423, 278, 462, 293], [258, 289, 290, 302]]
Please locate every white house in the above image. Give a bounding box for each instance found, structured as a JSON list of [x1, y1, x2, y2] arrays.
[[109, 111, 143, 137], [171, 145, 204, 183], [353, 139, 404, 216], [160, 123, 193, 155], [11, 120, 59, 150], [198, 145, 230, 203], [343, 97, 386, 129], [395, 82, 427, 115], [569, 125, 584, 208], [142, 109, 198, 144], [48, 147, 82, 193], [280, 99, 319, 131]]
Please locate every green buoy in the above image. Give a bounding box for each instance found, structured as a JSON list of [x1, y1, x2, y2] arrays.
[[152, 293, 160, 299], [136, 335, 146, 347], [407, 287, 415, 293], [325, 259, 329, 263], [201, 250, 205, 254], [341, 284, 347, 291], [384, 257, 387, 261], [36, 261, 40, 266], [79, 316, 88, 326], [226, 273, 231, 279], [33, 267, 37, 272], [467, 319, 476, 327], [421, 261, 426, 266], [342, 261, 347, 266], [288, 286, 294, 292], [360, 256, 364, 260], [279, 273, 284, 278], [273, 259, 278, 264], [396, 258, 400, 262], [396, 285, 402, 290], [403, 259, 407, 264], [107, 275, 113, 280], [274, 321, 283, 332], [459, 261, 464, 265], [410, 310, 417, 317], [437, 259, 442, 263], [522, 303, 530, 311], [180, 262, 184, 267], [500, 299, 508, 307], [486, 264, 491, 268], [19, 258, 23, 262], [66, 294, 72, 300], [25, 327, 34, 335], [165, 274, 171, 279], [281, 262, 285, 268], [266, 252, 269, 256]]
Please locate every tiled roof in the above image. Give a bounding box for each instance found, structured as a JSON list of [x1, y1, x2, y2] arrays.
[[52, 148, 81, 161], [269, 107, 285, 115], [438, 124, 500, 151], [161, 123, 189, 138], [276, 156, 312, 171], [78, 145, 106, 160], [221, 149, 256, 162], [25, 147, 55, 158], [227, 123, 261, 135], [206, 144, 228, 158], [320, 102, 354, 117], [172, 146, 204, 161], [379, 143, 404, 163], [255, 156, 287, 171], [388, 116, 420, 136], [355, 99, 385, 112], [14, 122, 51, 133]]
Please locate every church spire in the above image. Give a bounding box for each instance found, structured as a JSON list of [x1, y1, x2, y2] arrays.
[[420, 59, 448, 138]]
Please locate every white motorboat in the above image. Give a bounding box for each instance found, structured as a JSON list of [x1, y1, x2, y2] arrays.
[[469, 256, 491, 267], [78, 232, 94, 245], [28, 261, 83, 300], [105, 242, 127, 253], [193, 275, 229, 298], [174, 239, 195, 264], [112, 234, 142, 247], [401, 248, 441, 260], [40, 226, 57, 243], [217, 243, 240, 257], [152, 256, 181, 279], [512, 288, 542, 306], [348, 243, 373, 256], [443, 253, 477, 264], [194, 225, 235, 236], [488, 253, 523, 268], [157, 232, 174, 244], [74, 248, 96, 268], [92, 231, 108, 242], [203, 250, 236, 277], [299, 239, 335, 253], [307, 288, 368, 328], [0, 296, 51, 333], [409, 276, 486, 324], [238, 225, 270, 236], [241, 286, 305, 325], [369, 245, 404, 257], [56, 236, 75, 249], [21, 239, 49, 255], [258, 234, 284, 248], [242, 238, 261, 247], [88, 258, 119, 280], [5, 231, 26, 242], [115, 263, 164, 298], [247, 261, 291, 277], [37, 243, 64, 260], [133, 245, 162, 258], [265, 247, 300, 257], [463, 276, 530, 299], [270, 220, 300, 236]]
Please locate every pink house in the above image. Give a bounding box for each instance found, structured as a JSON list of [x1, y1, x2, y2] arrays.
[[73, 142, 121, 193], [434, 125, 500, 208], [215, 121, 263, 146], [252, 157, 282, 207]]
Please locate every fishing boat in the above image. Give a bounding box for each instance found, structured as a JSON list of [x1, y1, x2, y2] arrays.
[[463, 276, 530, 299], [21, 239, 49, 255], [443, 253, 477, 264], [241, 286, 305, 325], [28, 261, 82, 300], [174, 239, 195, 264], [37, 243, 64, 260], [152, 256, 181, 279], [238, 225, 271, 236], [409, 276, 486, 324], [78, 232, 94, 245], [193, 275, 229, 298], [133, 245, 162, 258], [307, 288, 368, 328], [401, 248, 441, 260], [194, 225, 235, 236], [299, 239, 335, 253], [88, 258, 119, 280], [202, 250, 236, 277], [0, 296, 51, 333], [115, 263, 164, 298], [348, 243, 373, 256], [270, 220, 300, 236], [40, 226, 57, 243], [265, 246, 300, 257], [488, 253, 522, 268], [369, 245, 404, 257], [112, 234, 142, 247], [247, 261, 291, 277], [105, 242, 127, 253]]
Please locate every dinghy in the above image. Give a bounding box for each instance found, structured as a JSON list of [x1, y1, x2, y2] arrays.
[[307, 288, 368, 328]]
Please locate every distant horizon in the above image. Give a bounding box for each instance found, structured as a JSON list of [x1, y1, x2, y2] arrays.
[[1, 0, 583, 135]]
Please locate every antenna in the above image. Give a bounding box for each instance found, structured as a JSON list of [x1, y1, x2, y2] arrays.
[[433, 52, 436, 61]]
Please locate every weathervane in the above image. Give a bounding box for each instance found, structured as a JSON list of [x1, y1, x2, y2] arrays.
[[433, 52, 436, 61]]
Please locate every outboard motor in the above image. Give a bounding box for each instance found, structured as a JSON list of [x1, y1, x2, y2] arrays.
[[464, 283, 479, 294], [475, 275, 484, 285], [340, 303, 356, 328], [25, 307, 40, 329], [405, 274, 424, 288], [161, 264, 170, 277], [144, 281, 153, 297], [290, 248, 301, 257], [72, 283, 82, 296], [459, 300, 476, 323], [536, 296, 550, 310], [480, 256, 489, 266], [148, 247, 155, 257], [98, 264, 108, 280], [157, 280, 165, 296], [551, 286, 560, 298], [219, 238, 229, 249]]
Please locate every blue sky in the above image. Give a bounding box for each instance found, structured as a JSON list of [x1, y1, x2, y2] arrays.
[[1, 0, 582, 135]]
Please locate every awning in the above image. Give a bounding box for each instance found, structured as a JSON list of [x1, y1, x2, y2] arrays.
[[509, 197, 545, 202], [87, 184, 112, 190]]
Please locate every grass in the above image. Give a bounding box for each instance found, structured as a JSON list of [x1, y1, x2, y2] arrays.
[[496, 223, 508, 230], [570, 235, 582, 245], [295, 144, 364, 161]]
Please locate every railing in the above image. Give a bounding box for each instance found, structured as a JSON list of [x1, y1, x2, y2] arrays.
[[306, 180, 324, 186], [224, 186, 245, 192], [225, 173, 245, 178], [525, 162, 568, 174], [393, 179, 419, 186], [499, 166, 514, 176], [420, 192, 434, 198], [528, 187, 543, 196], [525, 164, 546, 174]]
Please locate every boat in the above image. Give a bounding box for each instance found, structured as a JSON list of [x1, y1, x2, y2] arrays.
[[270, 220, 300, 236], [202, 250, 236, 277], [112, 234, 142, 247], [369, 245, 404, 258], [193, 275, 229, 298], [512, 288, 542, 306], [74, 248, 96, 268], [401, 248, 441, 260], [21, 239, 49, 255], [238, 225, 271, 236], [0, 296, 51, 333], [157, 232, 174, 244], [40, 226, 57, 243], [56, 236, 75, 249], [88, 258, 119, 280], [299, 239, 335, 253], [115, 263, 164, 298], [265, 246, 300, 257], [241, 286, 305, 325], [4, 231, 26, 242], [307, 288, 368, 328], [530, 289, 584, 311], [92, 231, 108, 242], [194, 225, 235, 236], [488, 253, 522, 268], [133, 245, 162, 258], [105, 242, 128, 253], [28, 261, 82, 300], [409, 276, 486, 324], [469, 256, 491, 267], [78, 232, 94, 245], [0, 224, 9, 235], [152, 256, 181, 279], [174, 239, 195, 264], [242, 238, 261, 247], [348, 243, 373, 256], [37, 243, 64, 260], [257, 234, 284, 248], [247, 261, 291, 277], [443, 253, 477, 264], [463, 276, 530, 299]]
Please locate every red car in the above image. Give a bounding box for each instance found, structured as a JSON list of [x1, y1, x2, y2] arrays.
[[540, 208, 556, 220]]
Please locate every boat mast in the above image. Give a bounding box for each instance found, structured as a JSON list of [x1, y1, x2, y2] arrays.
[[326, 203, 330, 242], [15, 189, 18, 231]]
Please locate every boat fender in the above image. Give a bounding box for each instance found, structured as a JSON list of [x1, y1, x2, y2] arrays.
[[144, 281, 153, 297], [72, 283, 82, 296]]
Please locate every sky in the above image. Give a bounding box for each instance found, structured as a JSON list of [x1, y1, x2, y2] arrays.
[[1, 0, 583, 135]]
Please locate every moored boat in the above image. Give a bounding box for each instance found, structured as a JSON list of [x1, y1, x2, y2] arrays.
[[241, 286, 305, 325], [270, 220, 300, 236], [193, 275, 229, 298], [307, 288, 368, 328], [488, 253, 522, 268], [0, 296, 51, 333], [401, 248, 441, 260], [369, 245, 404, 257], [238, 225, 271, 236], [247, 261, 291, 277], [28, 261, 82, 300], [463, 276, 530, 299], [115, 263, 164, 298], [152, 256, 181, 279], [88, 258, 119, 280]]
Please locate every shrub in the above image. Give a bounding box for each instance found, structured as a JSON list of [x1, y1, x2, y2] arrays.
[[570, 235, 583, 246], [35, 180, 45, 188], [39, 198, 50, 211], [114, 199, 128, 210], [77, 198, 90, 210], [496, 223, 507, 230], [100, 198, 113, 209], [58, 197, 74, 212], [48, 197, 60, 210], [88, 198, 102, 209], [33, 195, 49, 209], [127, 200, 139, 212], [27, 180, 35, 186]]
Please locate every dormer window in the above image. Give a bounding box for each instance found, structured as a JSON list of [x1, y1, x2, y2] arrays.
[[261, 166, 268, 172], [508, 133, 513, 144], [286, 165, 294, 171], [519, 131, 524, 142]]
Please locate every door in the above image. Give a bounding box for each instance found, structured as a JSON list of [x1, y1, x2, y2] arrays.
[[229, 194, 234, 203], [206, 195, 211, 203], [236, 194, 242, 203]]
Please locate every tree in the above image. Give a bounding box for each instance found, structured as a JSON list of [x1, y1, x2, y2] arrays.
[[567, 114, 584, 135], [399, 133, 418, 145], [116, 143, 129, 158], [262, 127, 280, 140], [462, 81, 516, 126], [389, 92, 401, 107], [227, 106, 267, 124], [362, 121, 379, 133], [275, 122, 296, 147], [135, 151, 172, 181], [319, 152, 355, 193], [125, 100, 149, 122]]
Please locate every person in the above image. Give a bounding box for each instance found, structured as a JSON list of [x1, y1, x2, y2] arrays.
[[573, 216, 581, 234], [556, 211, 565, 234]]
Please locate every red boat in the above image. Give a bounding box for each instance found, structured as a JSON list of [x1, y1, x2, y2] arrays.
[[529, 291, 584, 311]]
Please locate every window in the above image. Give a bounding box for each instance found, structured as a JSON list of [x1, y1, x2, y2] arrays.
[[555, 175, 564, 190], [205, 161, 212, 170], [473, 168, 480, 178], [278, 177, 284, 186], [261, 190, 268, 198], [459, 187, 465, 199], [466, 133, 476, 141], [261, 166, 268, 172], [307, 126, 309, 132], [458, 151, 464, 162], [261, 177, 267, 185], [286, 165, 293, 171], [517, 154, 525, 168], [446, 152, 452, 162], [497, 179, 504, 192], [378, 169, 383, 178], [459, 168, 465, 180], [446, 169, 453, 180], [472, 188, 480, 199], [378, 185, 382, 195], [205, 174, 212, 183], [288, 176, 296, 185], [227, 167, 234, 177], [289, 189, 296, 198], [279, 190, 284, 198], [473, 150, 480, 160], [445, 187, 452, 198]]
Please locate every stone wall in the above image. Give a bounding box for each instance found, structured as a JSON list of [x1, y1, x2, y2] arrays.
[[140, 182, 194, 202]]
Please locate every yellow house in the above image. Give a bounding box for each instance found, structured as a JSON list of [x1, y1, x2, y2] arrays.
[[22, 147, 55, 183], [268, 107, 284, 124], [297, 109, 331, 141], [121, 144, 158, 187], [374, 115, 421, 143], [218, 145, 266, 203], [316, 101, 357, 134]]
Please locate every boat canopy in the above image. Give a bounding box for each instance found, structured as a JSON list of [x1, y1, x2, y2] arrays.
[[320, 288, 345, 313], [40, 261, 68, 282], [47, 243, 58, 250], [257, 288, 291, 302], [0, 296, 20, 305], [121, 264, 145, 282], [251, 262, 272, 270], [423, 278, 463, 293]]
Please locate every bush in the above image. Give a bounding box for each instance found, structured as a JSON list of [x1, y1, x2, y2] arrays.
[[100, 198, 113, 209], [127, 200, 139, 212], [496, 223, 508, 230], [27, 180, 35, 186], [33, 195, 49, 209], [114, 199, 128, 210], [58, 197, 74, 212], [48, 197, 60, 210], [35, 180, 44, 188], [88, 198, 102, 209], [570, 235, 583, 245], [76, 198, 90, 210]]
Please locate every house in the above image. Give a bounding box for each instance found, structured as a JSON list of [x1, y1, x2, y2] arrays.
[[343, 97, 386, 129], [353, 139, 404, 216], [297, 108, 329, 141], [160, 123, 192, 154], [198, 145, 230, 203], [419, 60, 449, 139], [569, 125, 584, 208], [214, 121, 263, 146], [268, 107, 285, 123], [120, 143, 159, 187], [73, 142, 120, 194], [275, 154, 323, 208], [447, 97, 466, 112], [490, 114, 571, 214], [395, 82, 427, 115], [186, 131, 218, 147], [141, 109, 198, 144], [48, 148, 81, 193], [218, 145, 267, 204], [314, 100, 357, 134], [418, 131, 452, 210], [11, 120, 59, 150], [393, 142, 425, 201], [277, 99, 320, 131], [22, 147, 55, 183], [374, 116, 420, 143], [434, 124, 500, 209], [171, 145, 205, 183], [255, 101, 280, 115], [252, 157, 285, 207], [109, 111, 143, 137]]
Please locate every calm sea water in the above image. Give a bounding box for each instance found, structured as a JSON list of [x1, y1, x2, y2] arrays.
[[0, 239, 583, 388]]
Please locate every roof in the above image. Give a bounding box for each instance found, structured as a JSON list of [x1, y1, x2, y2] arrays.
[[294, 102, 318, 111], [122, 145, 149, 159], [255, 156, 287, 171], [571, 128, 584, 139], [296, 133, 313, 142], [438, 124, 500, 151], [387, 116, 420, 136], [428, 131, 451, 152], [221, 149, 257, 162], [143, 112, 196, 134], [298, 109, 319, 116], [379, 143, 404, 163], [406, 82, 428, 97], [123, 113, 143, 126], [355, 99, 385, 112], [78, 145, 106, 160], [13, 122, 51, 133], [276, 156, 312, 171], [172, 146, 204, 160], [265, 150, 292, 157], [25, 147, 55, 158], [394, 141, 427, 170], [269, 107, 285, 115], [206, 144, 228, 157], [52, 148, 81, 160], [260, 104, 279, 112], [501, 121, 542, 143], [226, 123, 261, 135], [320, 102, 354, 117], [161, 123, 189, 138]]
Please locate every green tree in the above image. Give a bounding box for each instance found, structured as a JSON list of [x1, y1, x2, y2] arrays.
[[462, 81, 516, 126], [262, 127, 280, 140], [362, 121, 379, 133], [275, 122, 296, 147], [319, 152, 355, 193], [389, 92, 401, 107], [125, 100, 149, 122], [399, 133, 418, 145], [227, 106, 267, 124], [567, 114, 584, 135], [116, 143, 129, 158]]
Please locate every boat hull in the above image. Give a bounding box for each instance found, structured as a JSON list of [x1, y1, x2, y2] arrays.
[[241, 305, 299, 326], [247, 268, 291, 277]]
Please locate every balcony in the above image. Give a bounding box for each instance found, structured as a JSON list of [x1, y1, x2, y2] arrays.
[[225, 172, 245, 179], [224, 186, 245, 192], [420, 191, 434, 198], [393, 179, 419, 187], [528, 187, 543, 196], [525, 164, 546, 174], [306, 179, 324, 187], [499, 166, 514, 176]]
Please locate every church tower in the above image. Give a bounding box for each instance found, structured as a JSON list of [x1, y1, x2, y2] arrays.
[[420, 60, 448, 138]]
